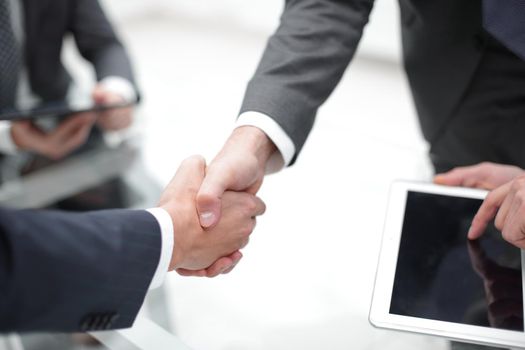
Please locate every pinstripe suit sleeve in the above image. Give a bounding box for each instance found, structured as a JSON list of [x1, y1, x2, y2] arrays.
[[0, 208, 161, 332]]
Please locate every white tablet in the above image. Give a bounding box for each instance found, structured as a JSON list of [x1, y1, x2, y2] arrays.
[[370, 181, 525, 348]]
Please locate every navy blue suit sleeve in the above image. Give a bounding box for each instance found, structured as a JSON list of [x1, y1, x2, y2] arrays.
[[0, 208, 161, 333]]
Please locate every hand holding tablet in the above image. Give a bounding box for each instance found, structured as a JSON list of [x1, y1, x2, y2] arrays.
[[2, 88, 137, 159], [370, 182, 525, 348], [11, 113, 97, 160]]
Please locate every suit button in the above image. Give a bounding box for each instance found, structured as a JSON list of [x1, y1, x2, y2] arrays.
[[106, 313, 120, 329], [99, 314, 112, 330], [80, 314, 95, 332], [92, 314, 104, 330]]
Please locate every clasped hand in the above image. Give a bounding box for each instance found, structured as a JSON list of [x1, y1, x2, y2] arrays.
[[159, 156, 266, 277]]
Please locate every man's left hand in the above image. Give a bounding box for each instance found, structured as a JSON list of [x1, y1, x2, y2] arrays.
[[434, 162, 524, 190]]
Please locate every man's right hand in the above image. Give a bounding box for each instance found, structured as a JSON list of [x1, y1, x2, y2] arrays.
[[468, 176, 525, 249], [196, 126, 276, 228], [159, 156, 266, 274], [174, 126, 275, 277], [11, 113, 96, 160]]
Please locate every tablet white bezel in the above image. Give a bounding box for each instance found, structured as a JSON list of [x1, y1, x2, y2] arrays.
[[369, 181, 525, 349]]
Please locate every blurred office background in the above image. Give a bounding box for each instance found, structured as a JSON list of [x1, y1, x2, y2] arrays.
[[39, 0, 441, 349]]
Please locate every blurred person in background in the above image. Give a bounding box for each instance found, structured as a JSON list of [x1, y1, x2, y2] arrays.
[[0, 0, 137, 210], [190, 0, 525, 268]]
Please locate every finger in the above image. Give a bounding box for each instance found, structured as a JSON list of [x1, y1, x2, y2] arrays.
[[221, 251, 243, 274], [97, 110, 133, 131], [60, 120, 92, 149], [246, 177, 264, 195], [175, 268, 207, 277], [92, 85, 107, 104], [92, 85, 122, 105], [175, 252, 243, 277], [494, 187, 515, 231], [56, 114, 96, 145], [12, 121, 47, 149], [12, 120, 33, 130], [47, 122, 93, 160], [252, 196, 266, 217], [501, 194, 525, 247], [434, 166, 479, 187], [203, 257, 236, 278], [204, 251, 243, 277], [196, 163, 233, 228], [54, 113, 96, 139], [469, 183, 511, 240]]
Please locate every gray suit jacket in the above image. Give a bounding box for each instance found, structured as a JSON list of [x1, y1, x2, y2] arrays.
[[22, 0, 137, 102], [240, 0, 484, 164]]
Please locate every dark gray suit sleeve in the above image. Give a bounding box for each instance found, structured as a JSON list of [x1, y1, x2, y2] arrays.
[[240, 0, 375, 164], [68, 0, 137, 88], [0, 208, 161, 333]]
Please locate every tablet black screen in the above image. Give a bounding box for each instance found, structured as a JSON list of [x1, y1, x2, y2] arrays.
[[390, 191, 523, 332]]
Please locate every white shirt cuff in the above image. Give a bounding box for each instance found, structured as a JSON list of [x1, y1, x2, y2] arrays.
[[0, 121, 18, 155], [98, 76, 137, 103], [145, 208, 174, 290], [236, 111, 296, 173]]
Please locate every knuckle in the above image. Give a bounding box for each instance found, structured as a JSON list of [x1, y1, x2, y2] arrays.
[[471, 216, 483, 228], [513, 177, 525, 192], [245, 197, 258, 212], [517, 190, 525, 202], [240, 223, 255, 237], [184, 155, 204, 167], [512, 179, 524, 191], [240, 238, 250, 249], [517, 174, 525, 181], [479, 161, 492, 169], [485, 192, 497, 205], [501, 230, 514, 243], [259, 200, 267, 215], [494, 218, 504, 231]]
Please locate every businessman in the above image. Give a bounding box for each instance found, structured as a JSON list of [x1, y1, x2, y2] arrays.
[[0, 156, 265, 333], [187, 0, 525, 270], [0, 0, 136, 159], [180, 4, 525, 349]]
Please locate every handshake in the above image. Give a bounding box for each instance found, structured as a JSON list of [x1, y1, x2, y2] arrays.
[[158, 155, 266, 277]]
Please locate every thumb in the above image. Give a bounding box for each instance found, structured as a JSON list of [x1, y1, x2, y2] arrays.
[[196, 164, 232, 228], [92, 85, 108, 105]]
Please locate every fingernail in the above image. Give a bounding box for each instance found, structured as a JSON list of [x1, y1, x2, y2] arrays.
[[467, 225, 474, 237], [200, 212, 215, 227]]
